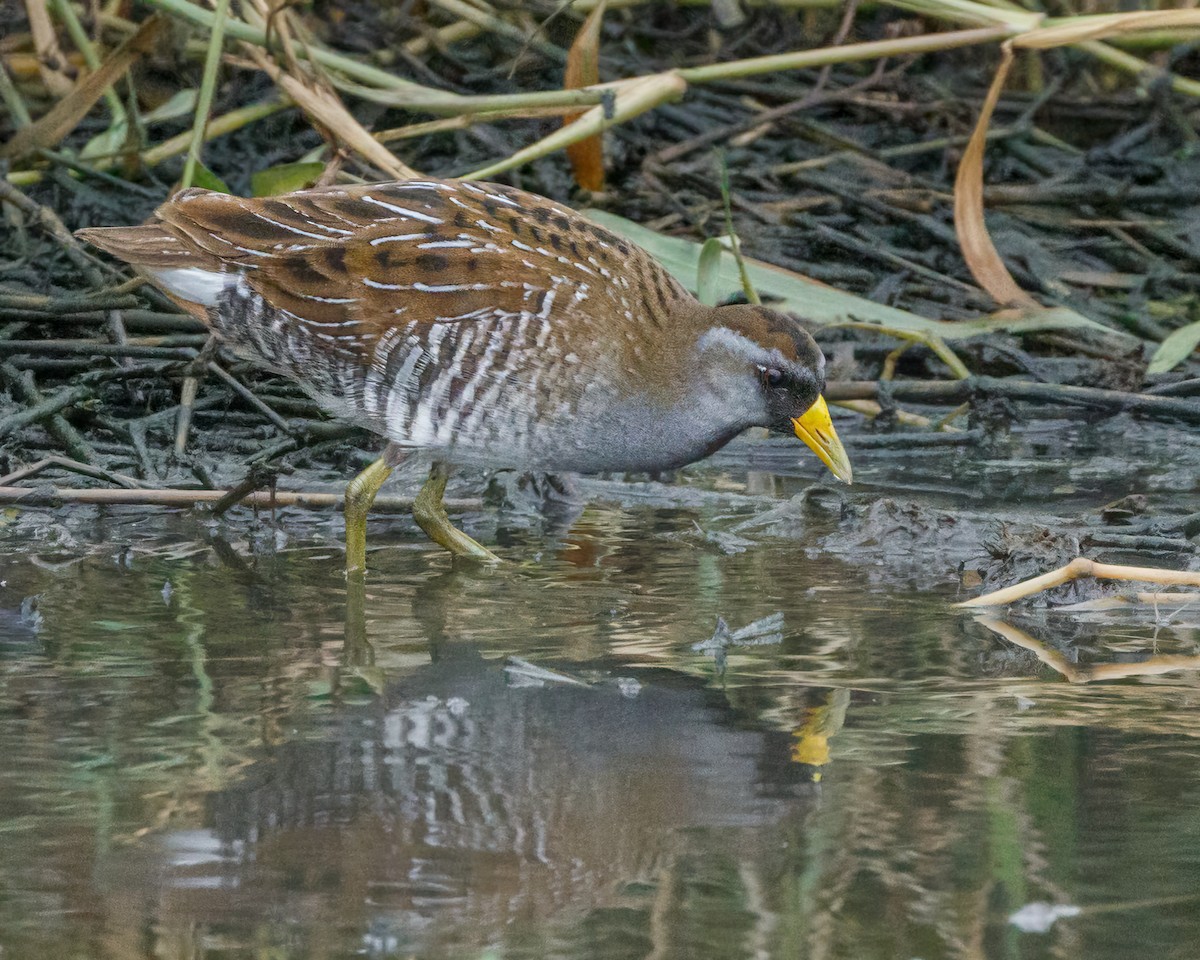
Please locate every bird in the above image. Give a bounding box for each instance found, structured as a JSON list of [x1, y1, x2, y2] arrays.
[[77, 178, 852, 572]]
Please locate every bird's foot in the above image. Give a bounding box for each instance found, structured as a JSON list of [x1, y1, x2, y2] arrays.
[[414, 462, 500, 563]]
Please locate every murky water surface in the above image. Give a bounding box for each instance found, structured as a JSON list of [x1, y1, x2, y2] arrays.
[[2, 418, 1199, 959]]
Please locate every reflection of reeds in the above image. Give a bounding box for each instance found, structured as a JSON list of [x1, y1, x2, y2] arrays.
[[977, 616, 1200, 685], [6, 522, 1200, 956]]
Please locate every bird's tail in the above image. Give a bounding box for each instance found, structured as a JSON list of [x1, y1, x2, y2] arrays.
[[75, 223, 210, 269], [76, 224, 229, 314]]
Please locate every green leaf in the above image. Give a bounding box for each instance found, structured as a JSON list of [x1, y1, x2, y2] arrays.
[[697, 237, 725, 307], [81, 119, 130, 161], [1148, 320, 1200, 374], [585, 210, 1135, 344], [189, 161, 232, 194], [142, 88, 199, 125], [251, 161, 326, 197]]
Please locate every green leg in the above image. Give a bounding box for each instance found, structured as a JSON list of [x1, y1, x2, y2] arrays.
[[344, 455, 394, 577], [413, 461, 500, 563]]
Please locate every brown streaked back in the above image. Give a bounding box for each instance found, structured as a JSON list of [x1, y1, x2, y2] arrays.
[[75, 179, 711, 434], [150, 180, 689, 333]]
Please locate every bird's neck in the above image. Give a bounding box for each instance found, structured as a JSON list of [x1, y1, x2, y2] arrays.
[[674, 303, 767, 426]]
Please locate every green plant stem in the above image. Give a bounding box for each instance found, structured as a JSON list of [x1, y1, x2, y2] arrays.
[[573, 0, 837, 8], [5, 99, 286, 185], [427, 0, 566, 62], [1105, 28, 1200, 49], [142, 2, 1012, 113], [181, 0, 231, 189], [141, 0, 1200, 124], [677, 25, 1014, 83], [0, 60, 31, 128], [835, 322, 972, 380], [884, 0, 1039, 30], [1079, 38, 1200, 100], [718, 155, 760, 306], [465, 27, 1020, 199], [50, 0, 126, 121], [334, 78, 612, 114], [463, 73, 686, 180]]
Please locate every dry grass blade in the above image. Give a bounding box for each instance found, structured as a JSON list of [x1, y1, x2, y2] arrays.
[[1015, 10, 1200, 49], [954, 9, 1200, 312], [957, 558, 1200, 608], [1, 16, 165, 161], [141, 99, 287, 169], [952, 41, 1038, 308], [564, 0, 607, 192], [246, 47, 421, 180], [50, 0, 127, 124], [23, 0, 73, 96]]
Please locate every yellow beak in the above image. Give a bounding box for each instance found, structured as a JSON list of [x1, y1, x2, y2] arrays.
[[792, 396, 852, 484]]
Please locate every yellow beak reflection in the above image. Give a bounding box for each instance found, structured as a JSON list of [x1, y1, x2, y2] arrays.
[[792, 396, 852, 484]]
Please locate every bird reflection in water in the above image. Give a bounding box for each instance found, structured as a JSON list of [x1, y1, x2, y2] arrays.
[[220, 549, 853, 954], [188, 644, 841, 955]]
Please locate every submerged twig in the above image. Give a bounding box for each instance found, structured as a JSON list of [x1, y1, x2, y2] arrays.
[[0, 484, 482, 512]]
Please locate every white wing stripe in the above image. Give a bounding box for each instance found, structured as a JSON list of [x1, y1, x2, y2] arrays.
[[361, 196, 444, 223]]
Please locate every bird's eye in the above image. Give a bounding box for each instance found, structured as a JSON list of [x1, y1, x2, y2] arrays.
[[763, 367, 785, 388]]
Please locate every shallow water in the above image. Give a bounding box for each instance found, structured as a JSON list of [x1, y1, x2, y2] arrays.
[[2, 417, 1199, 960]]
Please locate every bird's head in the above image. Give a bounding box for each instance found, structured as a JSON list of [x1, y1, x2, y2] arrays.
[[695, 303, 852, 483]]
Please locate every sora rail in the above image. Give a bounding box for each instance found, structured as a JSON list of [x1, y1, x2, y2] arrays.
[[78, 178, 851, 571]]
